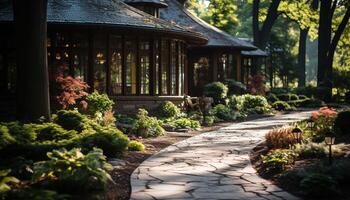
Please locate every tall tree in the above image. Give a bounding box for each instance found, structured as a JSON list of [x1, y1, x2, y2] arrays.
[[317, 0, 350, 101], [13, 0, 51, 121]]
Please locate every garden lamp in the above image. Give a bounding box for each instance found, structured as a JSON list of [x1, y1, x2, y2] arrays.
[[292, 126, 303, 144], [325, 132, 336, 165], [306, 118, 315, 130]]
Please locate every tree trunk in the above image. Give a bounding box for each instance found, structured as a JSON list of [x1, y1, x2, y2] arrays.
[[298, 28, 308, 87], [13, 0, 51, 121]]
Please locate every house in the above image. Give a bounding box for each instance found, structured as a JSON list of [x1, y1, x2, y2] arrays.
[[0, 0, 207, 117]]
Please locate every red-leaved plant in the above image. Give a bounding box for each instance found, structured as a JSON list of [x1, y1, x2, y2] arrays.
[[311, 107, 337, 132], [247, 73, 267, 96], [55, 66, 89, 110]]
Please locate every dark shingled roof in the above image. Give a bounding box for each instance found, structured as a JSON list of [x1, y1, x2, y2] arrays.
[[0, 0, 207, 44], [239, 38, 268, 57], [124, 0, 168, 8], [159, 0, 256, 50]]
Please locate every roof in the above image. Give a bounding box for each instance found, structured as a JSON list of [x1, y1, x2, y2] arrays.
[[159, 0, 256, 50], [124, 0, 168, 8], [239, 38, 268, 57], [0, 0, 207, 44]]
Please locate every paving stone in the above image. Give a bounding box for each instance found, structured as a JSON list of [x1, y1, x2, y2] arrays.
[[130, 111, 312, 200]]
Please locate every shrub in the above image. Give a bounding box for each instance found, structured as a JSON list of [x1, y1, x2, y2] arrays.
[[265, 126, 295, 149], [86, 91, 114, 115], [276, 93, 299, 101], [225, 79, 246, 95], [303, 98, 325, 108], [230, 94, 271, 115], [0, 125, 15, 150], [298, 95, 308, 100], [247, 74, 266, 95], [32, 148, 113, 193], [134, 109, 164, 137], [79, 128, 129, 157], [209, 104, 236, 121], [31, 123, 76, 142], [300, 173, 339, 197], [311, 107, 337, 132], [0, 169, 19, 193], [1, 122, 36, 144], [334, 110, 350, 135], [261, 149, 296, 174], [272, 101, 293, 111], [266, 93, 279, 103], [128, 140, 145, 151], [329, 159, 350, 184], [294, 142, 327, 159], [203, 115, 215, 126], [157, 101, 181, 118], [6, 188, 70, 200], [203, 82, 228, 104], [54, 110, 89, 132], [170, 118, 201, 129]]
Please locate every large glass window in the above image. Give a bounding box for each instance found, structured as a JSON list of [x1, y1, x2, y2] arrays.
[[110, 35, 123, 95], [93, 34, 107, 92], [161, 39, 169, 95], [125, 39, 137, 95], [155, 40, 160, 95], [178, 43, 185, 95], [193, 57, 210, 87], [140, 40, 150, 94], [71, 33, 88, 80], [218, 54, 228, 81], [170, 41, 177, 95]]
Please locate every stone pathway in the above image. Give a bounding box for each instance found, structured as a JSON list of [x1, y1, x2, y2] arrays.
[[130, 111, 312, 200]]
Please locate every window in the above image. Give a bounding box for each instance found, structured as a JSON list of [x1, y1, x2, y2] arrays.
[[93, 34, 107, 92], [161, 39, 169, 95], [140, 40, 150, 94], [125, 39, 137, 95], [71, 33, 88, 80], [155, 40, 160, 95], [228, 54, 237, 79], [170, 41, 177, 95], [218, 54, 228, 81], [193, 57, 210, 87], [110, 35, 122, 95], [178, 43, 185, 95]]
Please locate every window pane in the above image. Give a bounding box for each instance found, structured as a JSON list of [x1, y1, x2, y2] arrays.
[[140, 40, 150, 94], [178, 43, 185, 95], [125, 39, 137, 95], [228, 54, 237, 80], [170, 41, 177, 95], [218, 54, 228, 81], [110, 35, 122, 95], [193, 57, 209, 88], [93, 35, 107, 92], [161, 39, 169, 95], [155, 40, 160, 95], [72, 49, 88, 81]]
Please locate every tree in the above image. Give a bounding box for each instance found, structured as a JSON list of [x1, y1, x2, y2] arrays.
[[13, 0, 51, 121], [317, 0, 350, 101]]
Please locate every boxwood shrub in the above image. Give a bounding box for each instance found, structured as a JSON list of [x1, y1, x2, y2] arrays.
[[203, 82, 228, 104]]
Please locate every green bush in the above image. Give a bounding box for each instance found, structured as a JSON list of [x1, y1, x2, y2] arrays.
[[276, 93, 299, 101], [300, 173, 339, 197], [225, 79, 246, 95], [203, 82, 228, 104], [32, 148, 112, 193], [157, 101, 181, 118], [272, 101, 293, 111], [170, 118, 201, 129], [128, 140, 145, 151], [86, 91, 114, 114], [0, 169, 19, 193], [31, 123, 77, 142], [134, 109, 164, 137], [79, 128, 129, 157], [334, 110, 350, 135], [1, 122, 36, 144], [261, 149, 296, 174], [209, 104, 236, 121], [6, 188, 70, 200], [294, 142, 327, 159], [0, 125, 15, 150], [266, 93, 279, 103], [298, 95, 308, 100], [203, 115, 215, 126], [230, 94, 271, 115], [54, 110, 89, 132]]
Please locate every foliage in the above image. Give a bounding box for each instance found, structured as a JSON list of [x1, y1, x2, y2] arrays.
[[157, 101, 181, 119], [209, 104, 236, 121], [33, 148, 112, 193], [128, 140, 145, 151], [203, 115, 215, 126], [311, 107, 337, 132], [266, 93, 279, 103], [225, 79, 246, 95], [265, 126, 295, 149], [0, 170, 19, 194], [31, 123, 76, 142], [169, 118, 201, 129], [134, 109, 164, 137], [230, 94, 271, 115], [272, 101, 294, 111], [1, 122, 36, 144], [294, 142, 327, 159], [247, 74, 267, 95], [203, 82, 228, 104], [79, 128, 129, 157], [53, 110, 90, 133], [99, 110, 117, 127], [86, 91, 114, 115], [55, 70, 89, 110], [334, 110, 350, 135], [6, 188, 70, 200], [261, 149, 296, 174], [276, 93, 299, 101], [0, 125, 15, 150], [300, 173, 339, 197]]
